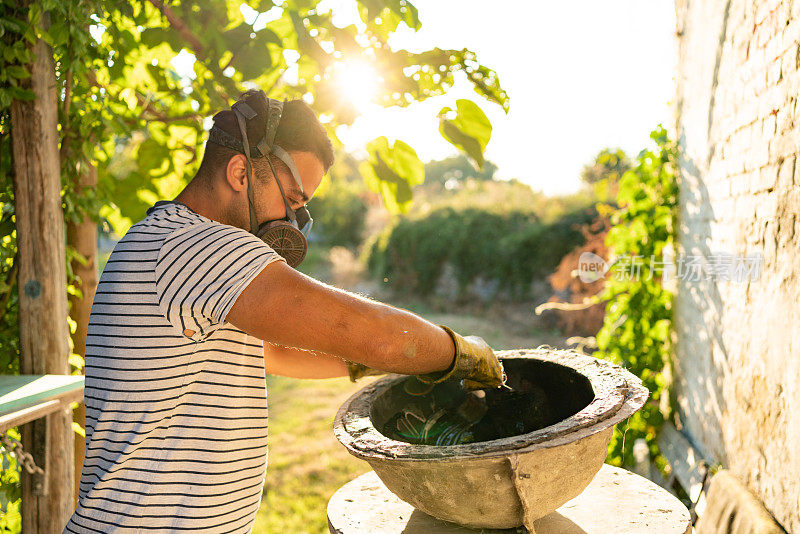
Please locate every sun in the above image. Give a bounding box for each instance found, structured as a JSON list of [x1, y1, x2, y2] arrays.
[[331, 60, 382, 113]]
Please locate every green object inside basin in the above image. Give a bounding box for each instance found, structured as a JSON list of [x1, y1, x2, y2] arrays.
[[376, 359, 596, 446]]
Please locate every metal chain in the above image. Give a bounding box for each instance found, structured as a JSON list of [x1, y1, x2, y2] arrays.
[[0, 431, 44, 475]]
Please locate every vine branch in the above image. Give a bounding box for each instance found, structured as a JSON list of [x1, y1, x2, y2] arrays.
[[534, 290, 604, 315], [146, 0, 231, 103], [149, 0, 205, 57], [85, 70, 202, 124], [0, 254, 19, 319]]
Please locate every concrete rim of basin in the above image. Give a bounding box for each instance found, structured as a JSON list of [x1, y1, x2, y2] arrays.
[[333, 347, 650, 461]]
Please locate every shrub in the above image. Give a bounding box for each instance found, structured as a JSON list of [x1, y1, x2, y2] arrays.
[[367, 205, 596, 300], [309, 180, 368, 248], [495, 206, 598, 297]]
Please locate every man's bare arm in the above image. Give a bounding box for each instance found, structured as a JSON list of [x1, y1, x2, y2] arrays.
[[227, 260, 455, 375], [263, 341, 350, 379]]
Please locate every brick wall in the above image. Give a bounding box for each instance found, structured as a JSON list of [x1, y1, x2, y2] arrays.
[[674, 0, 800, 530]]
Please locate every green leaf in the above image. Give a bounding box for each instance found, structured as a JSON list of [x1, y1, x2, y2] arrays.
[[255, 28, 282, 47], [8, 85, 33, 102], [438, 99, 491, 169], [72, 421, 86, 438], [68, 352, 85, 371], [232, 27, 281, 79], [0, 498, 21, 531], [138, 137, 171, 174], [48, 22, 69, 46], [2, 46, 15, 63], [361, 137, 423, 214], [398, 0, 421, 30], [234, 50, 272, 80], [374, 138, 424, 185], [140, 27, 183, 54], [222, 23, 252, 54], [5, 65, 30, 80], [289, 11, 330, 66]]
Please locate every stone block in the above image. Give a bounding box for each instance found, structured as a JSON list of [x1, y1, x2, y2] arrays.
[[776, 156, 795, 189], [765, 37, 782, 65], [755, 191, 779, 220], [780, 27, 800, 63], [775, 101, 794, 133], [763, 113, 777, 137], [769, 129, 800, 158], [752, 164, 779, 193]]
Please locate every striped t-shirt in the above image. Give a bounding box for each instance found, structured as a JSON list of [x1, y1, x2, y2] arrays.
[[64, 201, 285, 533]]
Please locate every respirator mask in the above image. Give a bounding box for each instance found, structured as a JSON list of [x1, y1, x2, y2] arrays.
[[207, 91, 312, 267]]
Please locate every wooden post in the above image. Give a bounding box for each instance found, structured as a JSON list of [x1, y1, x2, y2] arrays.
[[67, 163, 97, 507], [10, 9, 74, 533]]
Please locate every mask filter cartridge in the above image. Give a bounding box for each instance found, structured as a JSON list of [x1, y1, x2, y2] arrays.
[[256, 220, 307, 267]]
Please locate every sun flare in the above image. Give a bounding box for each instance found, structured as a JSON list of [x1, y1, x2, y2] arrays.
[[331, 61, 382, 113]]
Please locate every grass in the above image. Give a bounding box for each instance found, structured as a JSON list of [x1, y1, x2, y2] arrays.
[[252, 375, 374, 534]]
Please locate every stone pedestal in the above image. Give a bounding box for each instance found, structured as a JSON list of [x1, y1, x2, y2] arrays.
[[327, 464, 692, 534]]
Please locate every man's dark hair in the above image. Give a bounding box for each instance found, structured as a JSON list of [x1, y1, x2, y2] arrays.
[[197, 90, 335, 181]]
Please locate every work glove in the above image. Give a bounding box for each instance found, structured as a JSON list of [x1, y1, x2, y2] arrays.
[[345, 360, 386, 383], [416, 325, 505, 391]]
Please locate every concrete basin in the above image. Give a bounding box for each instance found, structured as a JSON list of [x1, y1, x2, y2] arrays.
[[332, 348, 649, 531]]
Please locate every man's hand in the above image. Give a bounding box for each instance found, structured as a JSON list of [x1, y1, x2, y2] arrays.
[[416, 325, 505, 390]]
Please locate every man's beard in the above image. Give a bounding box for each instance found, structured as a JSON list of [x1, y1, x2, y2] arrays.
[[223, 190, 253, 231]]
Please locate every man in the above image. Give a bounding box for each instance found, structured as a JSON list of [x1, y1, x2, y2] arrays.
[[64, 90, 503, 533]]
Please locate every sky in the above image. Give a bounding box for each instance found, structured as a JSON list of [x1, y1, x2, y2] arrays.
[[317, 0, 679, 195]]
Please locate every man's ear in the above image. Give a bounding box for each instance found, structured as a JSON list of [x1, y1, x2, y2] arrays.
[[225, 154, 248, 193]]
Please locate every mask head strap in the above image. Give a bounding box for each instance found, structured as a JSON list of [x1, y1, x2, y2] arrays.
[[272, 145, 305, 192], [270, 144, 313, 235], [256, 97, 284, 156], [231, 100, 261, 235]]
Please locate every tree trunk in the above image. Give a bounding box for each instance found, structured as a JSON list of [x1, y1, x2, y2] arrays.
[[10, 10, 74, 533], [67, 163, 97, 508]]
